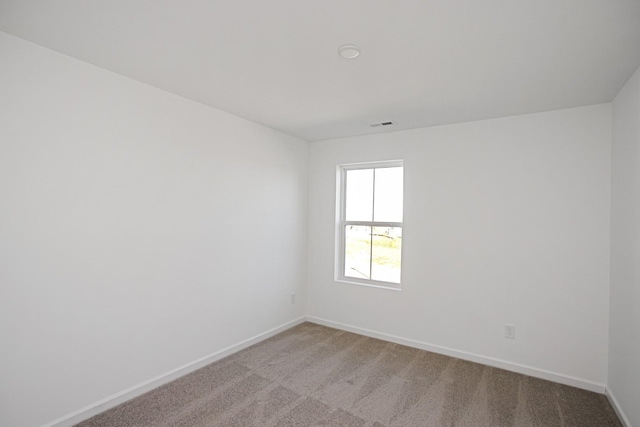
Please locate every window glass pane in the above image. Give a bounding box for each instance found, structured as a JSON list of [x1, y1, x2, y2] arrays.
[[373, 167, 403, 222], [371, 226, 402, 283], [345, 169, 373, 221], [344, 225, 371, 279]]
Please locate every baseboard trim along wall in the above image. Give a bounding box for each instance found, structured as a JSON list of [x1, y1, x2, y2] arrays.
[[605, 388, 631, 427], [42, 316, 306, 427], [305, 316, 606, 394]]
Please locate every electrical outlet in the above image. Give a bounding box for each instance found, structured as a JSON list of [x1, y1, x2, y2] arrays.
[[290, 293, 296, 304], [505, 325, 516, 339]]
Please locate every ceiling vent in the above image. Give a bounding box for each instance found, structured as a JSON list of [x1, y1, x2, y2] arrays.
[[370, 121, 395, 128]]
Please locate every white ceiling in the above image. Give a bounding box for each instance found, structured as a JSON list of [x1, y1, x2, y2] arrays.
[[1, 0, 639, 141]]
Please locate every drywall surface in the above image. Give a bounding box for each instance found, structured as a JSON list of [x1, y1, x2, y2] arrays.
[[307, 105, 611, 387], [610, 65, 640, 427], [0, 32, 308, 427]]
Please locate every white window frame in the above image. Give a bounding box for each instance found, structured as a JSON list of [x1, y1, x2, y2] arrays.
[[335, 160, 404, 290]]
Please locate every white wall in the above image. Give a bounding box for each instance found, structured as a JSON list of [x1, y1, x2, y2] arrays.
[[0, 32, 308, 427], [610, 65, 640, 427], [307, 105, 611, 389]]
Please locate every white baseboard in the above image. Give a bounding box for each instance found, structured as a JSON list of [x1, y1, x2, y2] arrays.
[[605, 388, 631, 427], [305, 316, 606, 394], [42, 316, 306, 427]]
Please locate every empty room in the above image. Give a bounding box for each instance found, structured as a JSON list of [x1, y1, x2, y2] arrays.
[[1, 1, 639, 426]]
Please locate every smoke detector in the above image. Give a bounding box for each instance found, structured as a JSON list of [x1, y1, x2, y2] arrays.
[[338, 45, 360, 59]]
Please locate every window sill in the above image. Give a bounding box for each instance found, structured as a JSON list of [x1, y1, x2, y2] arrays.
[[335, 278, 401, 291]]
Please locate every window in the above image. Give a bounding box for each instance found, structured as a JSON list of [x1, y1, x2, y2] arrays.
[[336, 161, 403, 288]]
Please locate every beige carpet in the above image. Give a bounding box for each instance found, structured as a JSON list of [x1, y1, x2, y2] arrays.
[[77, 322, 621, 427]]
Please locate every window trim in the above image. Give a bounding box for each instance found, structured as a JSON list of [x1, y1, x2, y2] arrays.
[[335, 160, 404, 290]]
